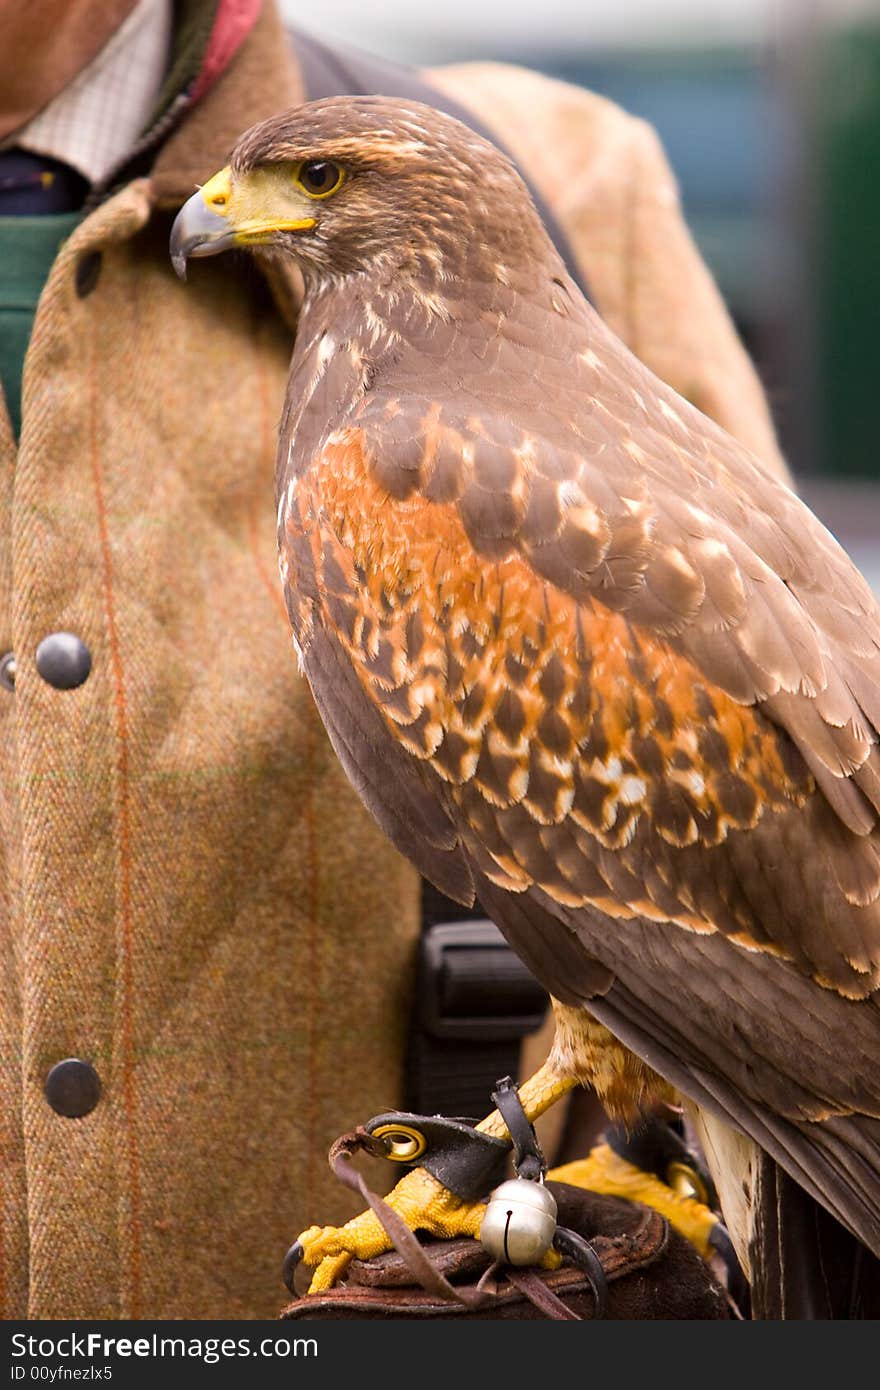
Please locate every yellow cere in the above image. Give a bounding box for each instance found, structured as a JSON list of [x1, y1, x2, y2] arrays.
[[198, 163, 318, 242]]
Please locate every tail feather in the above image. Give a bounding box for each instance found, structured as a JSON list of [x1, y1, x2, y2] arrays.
[[750, 1153, 880, 1319]]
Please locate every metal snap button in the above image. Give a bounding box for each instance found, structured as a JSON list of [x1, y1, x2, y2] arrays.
[[44, 1058, 102, 1118], [35, 632, 92, 690]]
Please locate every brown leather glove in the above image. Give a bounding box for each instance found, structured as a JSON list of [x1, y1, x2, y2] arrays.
[[281, 1182, 734, 1320]]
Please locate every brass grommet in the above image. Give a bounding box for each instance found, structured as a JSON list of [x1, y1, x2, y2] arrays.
[[372, 1123, 427, 1162], [667, 1161, 709, 1206]]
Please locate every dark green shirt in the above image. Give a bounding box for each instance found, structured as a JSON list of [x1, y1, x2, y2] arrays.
[[0, 212, 81, 438]]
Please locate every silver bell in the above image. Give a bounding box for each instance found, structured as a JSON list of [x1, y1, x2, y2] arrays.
[[480, 1177, 558, 1266]]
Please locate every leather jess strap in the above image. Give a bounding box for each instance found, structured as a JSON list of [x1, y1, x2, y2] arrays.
[[491, 1075, 547, 1183]]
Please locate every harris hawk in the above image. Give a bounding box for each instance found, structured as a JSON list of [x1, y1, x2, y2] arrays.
[[170, 97, 880, 1315]]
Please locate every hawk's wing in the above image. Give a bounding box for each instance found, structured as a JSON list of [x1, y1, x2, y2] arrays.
[[279, 294, 880, 1253]]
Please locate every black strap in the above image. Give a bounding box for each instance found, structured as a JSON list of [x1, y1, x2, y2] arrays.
[[291, 26, 592, 301], [491, 1076, 546, 1183], [290, 24, 577, 1117], [404, 920, 547, 1116]]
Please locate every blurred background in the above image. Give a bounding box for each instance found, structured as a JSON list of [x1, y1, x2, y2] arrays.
[[281, 0, 879, 586]]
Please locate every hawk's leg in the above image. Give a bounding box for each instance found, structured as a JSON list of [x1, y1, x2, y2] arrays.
[[294, 1012, 720, 1292], [295, 1060, 574, 1292], [548, 1145, 717, 1255]]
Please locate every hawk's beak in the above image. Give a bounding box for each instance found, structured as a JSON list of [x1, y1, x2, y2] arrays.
[[170, 168, 238, 280], [170, 165, 317, 280]]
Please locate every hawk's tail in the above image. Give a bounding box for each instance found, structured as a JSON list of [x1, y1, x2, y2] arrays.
[[750, 1153, 880, 1319]]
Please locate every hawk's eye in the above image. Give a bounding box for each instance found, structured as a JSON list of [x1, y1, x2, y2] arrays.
[[296, 160, 344, 198]]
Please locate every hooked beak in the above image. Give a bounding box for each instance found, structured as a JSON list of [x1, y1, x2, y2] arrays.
[[170, 168, 237, 280], [170, 165, 317, 280]]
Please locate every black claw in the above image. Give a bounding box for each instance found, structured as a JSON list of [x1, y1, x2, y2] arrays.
[[708, 1221, 750, 1315], [554, 1226, 608, 1319], [282, 1240, 305, 1294]]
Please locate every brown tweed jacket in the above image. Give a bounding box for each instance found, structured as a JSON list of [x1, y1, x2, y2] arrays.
[[0, 1, 789, 1319]]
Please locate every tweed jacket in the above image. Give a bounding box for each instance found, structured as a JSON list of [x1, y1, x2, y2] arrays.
[[0, 0, 789, 1319]]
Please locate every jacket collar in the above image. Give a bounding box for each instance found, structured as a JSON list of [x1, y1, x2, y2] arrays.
[[150, 0, 303, 209]]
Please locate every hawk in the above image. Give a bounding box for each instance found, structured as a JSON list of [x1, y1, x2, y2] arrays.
[[171, 97, 880, 1314]]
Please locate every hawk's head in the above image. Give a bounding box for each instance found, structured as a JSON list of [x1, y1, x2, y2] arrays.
[[170, 96, 544, 286]]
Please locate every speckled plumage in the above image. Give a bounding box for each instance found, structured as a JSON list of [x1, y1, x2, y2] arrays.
[[232, 98, 880, 1260]]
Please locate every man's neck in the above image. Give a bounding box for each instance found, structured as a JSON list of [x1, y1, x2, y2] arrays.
[[0, 1, 141, 142]]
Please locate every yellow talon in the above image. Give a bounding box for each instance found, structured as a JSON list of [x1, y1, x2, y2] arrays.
[[295, 1166, 489, 1292], [308, 1252, 352, 1292], [549, 1143, 718, 1259]]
